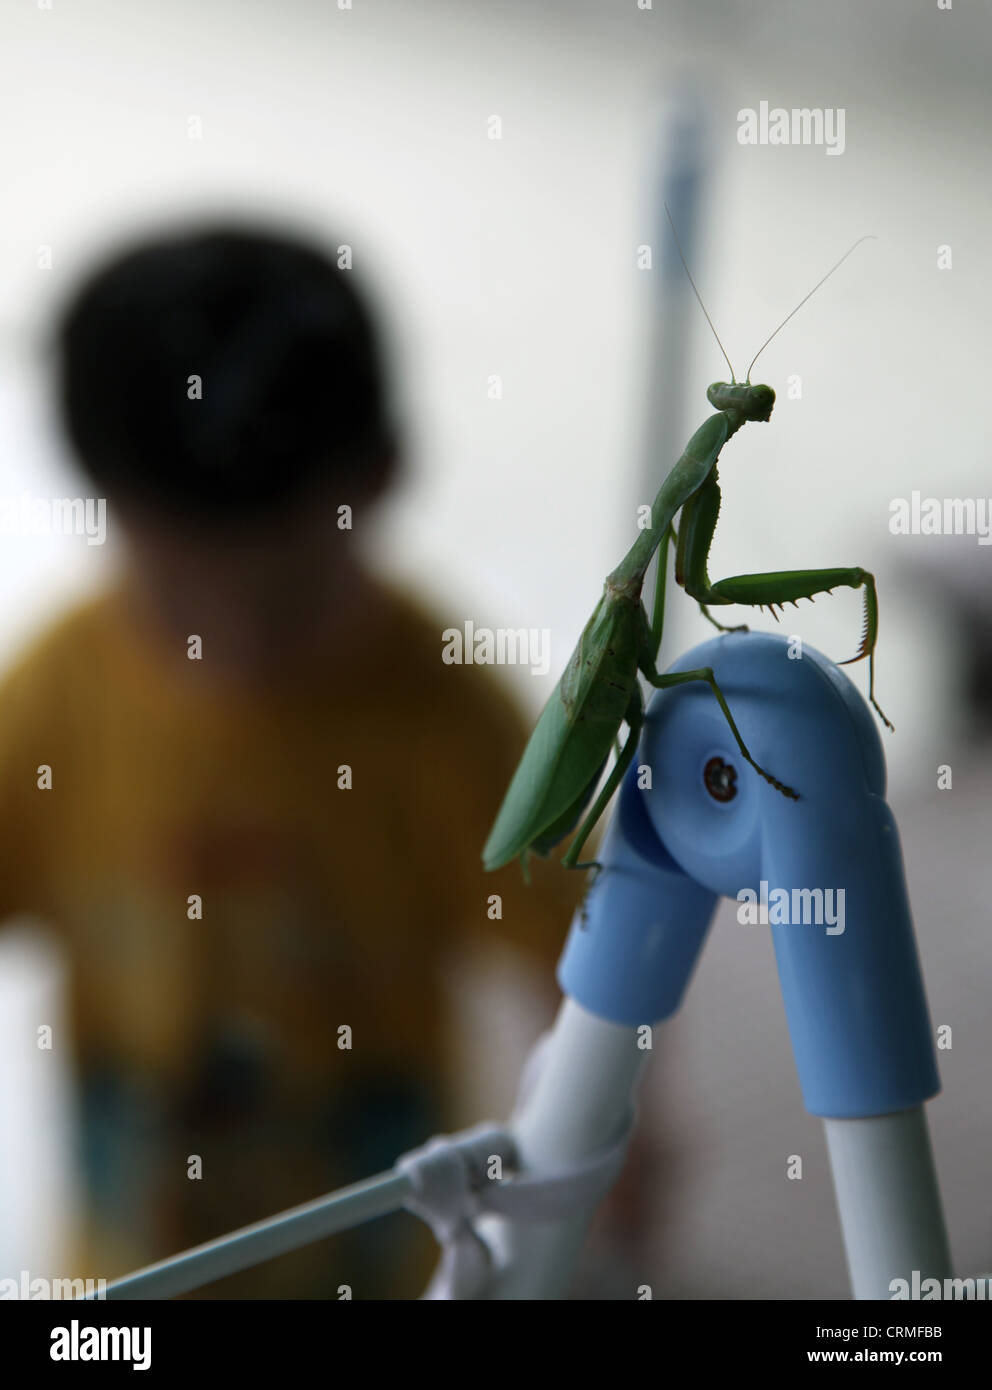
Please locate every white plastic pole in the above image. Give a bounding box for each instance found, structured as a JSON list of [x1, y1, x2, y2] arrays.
[[823, 1108, 952, 1300], [481, 997, 649, 1300], [0, 923, 79, 1283], [97, 1169, 413, 1300]]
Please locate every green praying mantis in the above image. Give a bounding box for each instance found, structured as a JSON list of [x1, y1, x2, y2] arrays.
[[482, 212, 892, 878]]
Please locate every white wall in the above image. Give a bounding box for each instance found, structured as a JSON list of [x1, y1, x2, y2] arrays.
[[1, 0, 987, 778]]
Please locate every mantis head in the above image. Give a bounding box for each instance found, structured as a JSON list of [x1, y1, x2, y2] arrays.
[[706, 381, 775, 422], [664, 203, 875, 427]]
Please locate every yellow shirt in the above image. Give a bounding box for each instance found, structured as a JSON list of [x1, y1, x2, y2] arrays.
[[0, 580, 581, 1298]]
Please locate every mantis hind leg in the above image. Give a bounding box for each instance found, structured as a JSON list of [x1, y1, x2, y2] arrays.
[[706, 567, 893, 730], [643, 663, 799, 800], [560, 688, 644, 871]]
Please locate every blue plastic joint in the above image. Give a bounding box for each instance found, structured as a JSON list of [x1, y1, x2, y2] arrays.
[[557, 632, 940, 1119]]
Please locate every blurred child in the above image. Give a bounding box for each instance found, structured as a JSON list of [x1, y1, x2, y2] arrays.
[[0, 224, 581, 1297]]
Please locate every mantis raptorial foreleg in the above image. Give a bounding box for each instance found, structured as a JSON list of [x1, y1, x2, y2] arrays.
[[654, 526, 746, 637], [691, 568, 891, 730], [676, 467, 892, 728]]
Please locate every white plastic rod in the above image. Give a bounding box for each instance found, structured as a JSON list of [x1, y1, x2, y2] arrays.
[[483, 997, 650, 1300], [96, 1170, 413, 1300], [824, 1108, 953, 1300], [0, 923, 79, 1283]]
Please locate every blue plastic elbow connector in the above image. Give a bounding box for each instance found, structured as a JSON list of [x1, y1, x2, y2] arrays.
[[557, 631, 940, 1119]]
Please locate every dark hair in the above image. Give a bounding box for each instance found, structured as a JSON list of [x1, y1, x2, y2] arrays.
[[55, 224, 396, 519]]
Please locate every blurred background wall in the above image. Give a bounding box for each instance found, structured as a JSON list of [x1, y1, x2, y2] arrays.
[[0, 0, 988, 1296]]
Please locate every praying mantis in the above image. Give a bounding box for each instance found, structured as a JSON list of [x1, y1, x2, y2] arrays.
[[482, 213, 892, 878]]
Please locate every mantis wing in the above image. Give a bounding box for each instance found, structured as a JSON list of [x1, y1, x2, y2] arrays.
[[482, 595, 641, 870]]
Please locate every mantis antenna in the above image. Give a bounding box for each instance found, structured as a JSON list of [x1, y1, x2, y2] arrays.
[[664, 202, 737, 384], [745, 235, 877, 382]]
